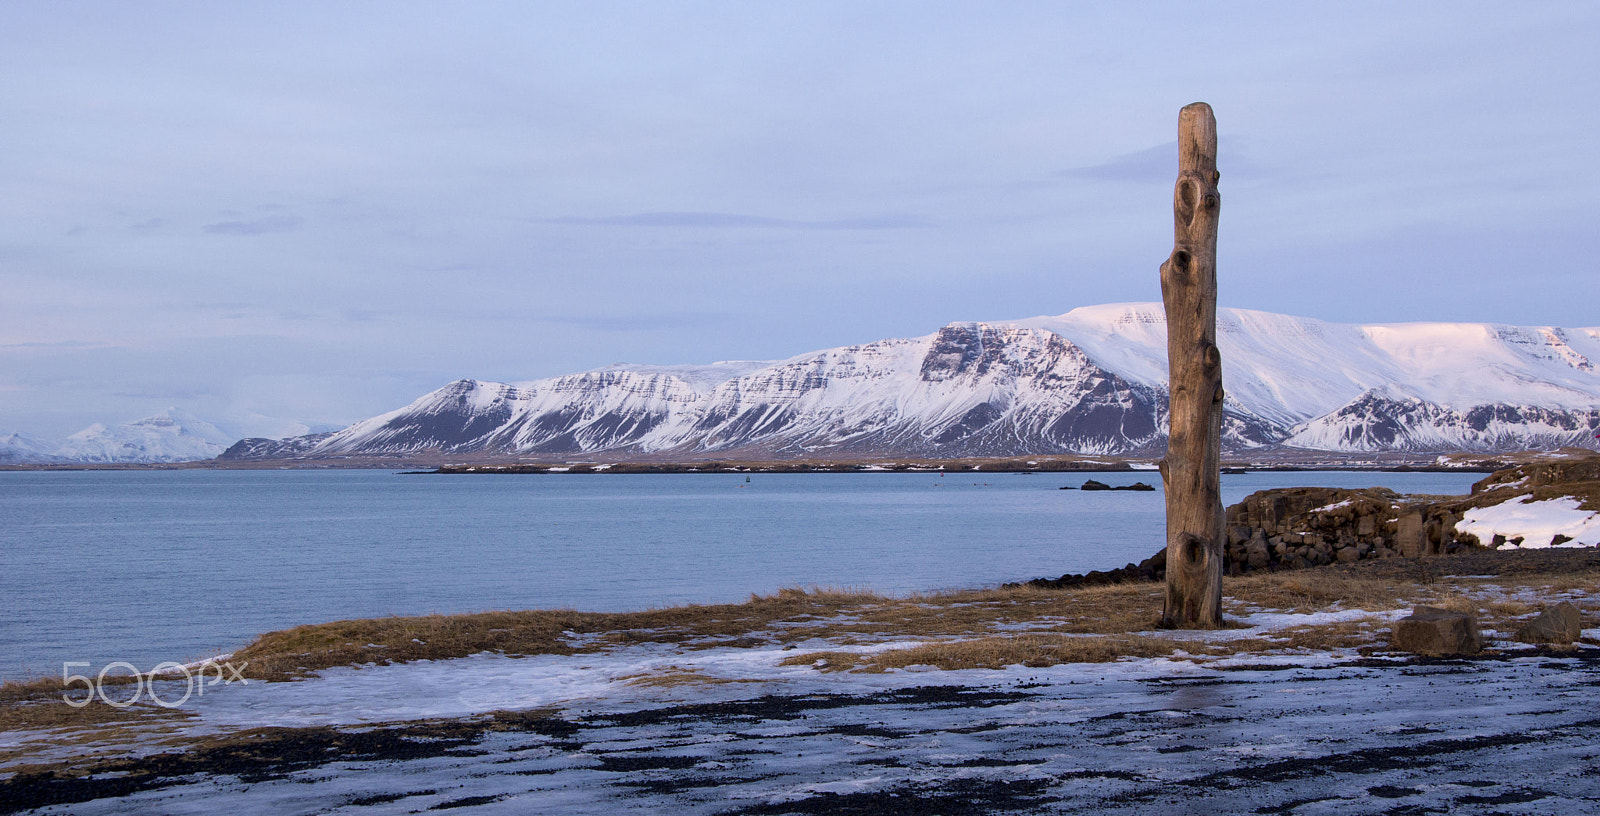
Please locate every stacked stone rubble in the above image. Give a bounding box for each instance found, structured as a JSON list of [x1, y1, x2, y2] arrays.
[[1024, 456, 1599, 589], [1221, 486, 1474, 575]]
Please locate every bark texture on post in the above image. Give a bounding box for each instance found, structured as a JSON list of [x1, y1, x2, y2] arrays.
[[1158, 102, 1224, 629]]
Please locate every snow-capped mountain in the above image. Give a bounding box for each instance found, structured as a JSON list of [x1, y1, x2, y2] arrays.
[[0, 433, 68, 465], [224, 304, 1600, 462], [55, 408, 238, 463]]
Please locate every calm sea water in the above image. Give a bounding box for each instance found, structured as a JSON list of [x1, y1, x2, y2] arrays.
[[0, 469, 1482, 681]]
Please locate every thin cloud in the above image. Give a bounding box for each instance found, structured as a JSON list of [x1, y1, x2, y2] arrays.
[[541, 311, 732, 332], [1060, 143, 1175, 184], [202, 215, 304, 235], [0, 340, 110, 349], [1062, 139, 1267, 184], [546, 211, 930, 230]]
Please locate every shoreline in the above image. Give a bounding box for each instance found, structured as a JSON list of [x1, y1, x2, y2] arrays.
[[5, 550, 1600, 813]]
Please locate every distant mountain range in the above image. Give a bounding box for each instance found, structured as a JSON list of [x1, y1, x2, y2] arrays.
[[214, 303, 1600, 463], [0, 409, 337, 465]]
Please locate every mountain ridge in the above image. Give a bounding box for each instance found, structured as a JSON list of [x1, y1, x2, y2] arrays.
[[222, 303, 1600, 463]]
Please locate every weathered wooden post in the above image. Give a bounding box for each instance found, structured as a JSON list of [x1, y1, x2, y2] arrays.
[[1158, 102, 1224, 628]]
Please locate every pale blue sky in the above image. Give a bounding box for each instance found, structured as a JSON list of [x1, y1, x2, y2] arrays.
[[3, 2, 1597, 439]]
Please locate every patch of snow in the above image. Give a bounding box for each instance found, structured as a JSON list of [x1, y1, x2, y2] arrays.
[[1458, 496, 1600, 548]]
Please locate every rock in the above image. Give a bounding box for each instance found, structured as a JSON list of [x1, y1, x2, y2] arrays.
[[1245, 539, 1270, 569], [1515, 602, 1583, 645], [1357, 514, 1377, 536], [1080, 480, 1110, 491], [1395, 511, 1428, 558], [1120, 482, 1156, 491], [1392, 606, 1482, 656], [1335, 545, 1361, 563]]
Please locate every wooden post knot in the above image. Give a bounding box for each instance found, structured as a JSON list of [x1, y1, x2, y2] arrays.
[[1177, 532, 1206, 571]]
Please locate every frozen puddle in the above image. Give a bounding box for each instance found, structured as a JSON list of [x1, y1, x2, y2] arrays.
[[7, 640, 1600, 814]]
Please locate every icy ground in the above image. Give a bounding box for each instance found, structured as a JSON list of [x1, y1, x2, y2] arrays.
[[7, 609, 1600, 815]]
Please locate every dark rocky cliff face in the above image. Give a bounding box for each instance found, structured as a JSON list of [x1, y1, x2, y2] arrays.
[[217, 433, 335, 460]]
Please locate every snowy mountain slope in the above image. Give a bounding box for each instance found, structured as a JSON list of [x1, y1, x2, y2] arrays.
[[1012, 304, 1600, 453], [56, 408, 238, 463], [1283, 390, 1600, 452], [306, 326, 1185, 458], [230, 305, 1600, 461], [0, 433, 68, 464], [1016, 304, 1600, 425]]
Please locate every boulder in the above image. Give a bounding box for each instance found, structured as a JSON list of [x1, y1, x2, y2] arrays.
[[1515, 602, 1584, 645], [1357, 514, 1377, 537], [1394, 511, 1428, 558], [1392, 606, 1482, 656], [1242, 540, 1269, 569]]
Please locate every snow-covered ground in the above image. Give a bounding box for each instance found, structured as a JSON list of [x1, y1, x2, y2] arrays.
[[6, 604, 1600, 815], [1459, 496, 1600, 549]]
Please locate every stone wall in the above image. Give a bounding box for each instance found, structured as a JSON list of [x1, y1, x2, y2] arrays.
[[1022, 485, 1476, 589], [1222, 486, 1474, 574], [1022, 454, 1599, 590]]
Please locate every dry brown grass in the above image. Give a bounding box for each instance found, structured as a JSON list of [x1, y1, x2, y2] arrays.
[[232, 587, 897, 680], [0, 675, 186, 732], [1525, 569, 1600, 593], [1225, 572, 1412, 613], [87, 565, 1600, 685], [228, 583, 1171, 681], [1486, 600, 1538, 617]]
